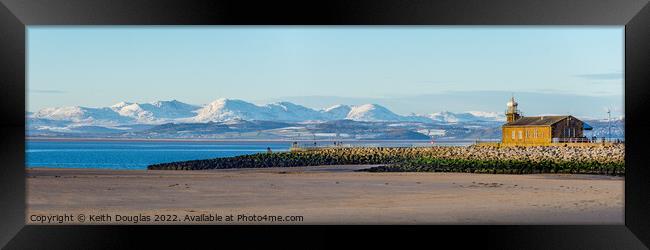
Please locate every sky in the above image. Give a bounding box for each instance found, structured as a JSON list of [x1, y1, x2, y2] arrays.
[[27, 26, 624, 118]]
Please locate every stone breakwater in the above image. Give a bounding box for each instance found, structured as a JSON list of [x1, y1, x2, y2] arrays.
[[148, 144, 624, 175], [440, 144, 624, 163]]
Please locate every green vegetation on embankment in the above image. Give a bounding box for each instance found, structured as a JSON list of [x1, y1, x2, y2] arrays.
[[357, 157, 624, 175], [147, 144, 624, 175]]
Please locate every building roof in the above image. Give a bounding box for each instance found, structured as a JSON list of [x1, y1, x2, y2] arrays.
[[504, 115, 570, 126]]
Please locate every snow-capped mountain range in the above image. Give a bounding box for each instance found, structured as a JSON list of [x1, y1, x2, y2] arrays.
[[29, 98, 506, 127], [32, 100, 200, 126]]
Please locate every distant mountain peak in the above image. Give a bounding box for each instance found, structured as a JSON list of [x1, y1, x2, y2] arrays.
[[151, 99, 182, 107], [111, 101, 133, 109], [346, 103, 402, 122]]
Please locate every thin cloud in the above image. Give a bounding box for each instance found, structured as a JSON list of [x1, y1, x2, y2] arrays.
[[533, 88, 564, 94], [574, 73, 623, 80], [30, 89, 67, 94], [417, 80, 453, 84]]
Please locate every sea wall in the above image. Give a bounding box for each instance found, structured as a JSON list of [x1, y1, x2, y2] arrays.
[[147, 144, 624, 175]]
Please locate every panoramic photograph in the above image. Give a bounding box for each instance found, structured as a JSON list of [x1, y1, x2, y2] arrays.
[[26, 26, 624, 224]]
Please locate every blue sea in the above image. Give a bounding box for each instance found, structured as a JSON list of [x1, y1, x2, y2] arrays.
[[26, 139, 473, 170]]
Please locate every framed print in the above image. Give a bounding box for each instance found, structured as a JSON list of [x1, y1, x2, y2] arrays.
[[0, 0, 649, 249]]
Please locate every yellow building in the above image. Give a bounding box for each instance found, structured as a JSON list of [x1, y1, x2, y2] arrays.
[[501, 96, 592, 145]]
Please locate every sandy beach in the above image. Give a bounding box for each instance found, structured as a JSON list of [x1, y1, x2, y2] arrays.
[[26, 166, 623, 225]]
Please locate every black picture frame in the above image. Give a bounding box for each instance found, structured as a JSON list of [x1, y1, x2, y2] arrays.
[[1, 0, 649, 249]]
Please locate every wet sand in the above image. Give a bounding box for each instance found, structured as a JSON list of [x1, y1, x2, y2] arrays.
[[26, 166, 623, 224]]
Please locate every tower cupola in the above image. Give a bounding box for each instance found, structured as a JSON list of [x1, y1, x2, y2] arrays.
[[505, 95, 521, 123]]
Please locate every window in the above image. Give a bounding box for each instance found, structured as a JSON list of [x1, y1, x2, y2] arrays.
[[512, 131, 515, 139], [518, 131, 523, 139]]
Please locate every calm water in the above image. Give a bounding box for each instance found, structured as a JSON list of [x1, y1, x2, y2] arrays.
[[26, 140, 472, 170]]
